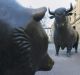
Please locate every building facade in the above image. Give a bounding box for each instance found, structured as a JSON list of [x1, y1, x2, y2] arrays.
[[69, 0, 80, 36]]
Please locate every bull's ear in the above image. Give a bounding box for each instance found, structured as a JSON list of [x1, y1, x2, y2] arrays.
[[33, 7, 47, 21], [67, 12, 73, 16], [49, 15, 55, 19]]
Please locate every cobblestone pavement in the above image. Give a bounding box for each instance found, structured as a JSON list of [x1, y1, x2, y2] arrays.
[[35, 43, 80, 75]]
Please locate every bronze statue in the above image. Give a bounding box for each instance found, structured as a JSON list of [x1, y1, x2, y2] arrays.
[[49, 4, 79, 56], [0, 0, 54, 75]]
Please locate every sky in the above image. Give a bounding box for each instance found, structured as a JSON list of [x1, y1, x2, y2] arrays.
[[16, 0, 76, 9], [16, 0, 76, 27]]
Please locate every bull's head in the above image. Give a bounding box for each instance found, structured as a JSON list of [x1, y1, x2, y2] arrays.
[[48, 3, 73, 27]]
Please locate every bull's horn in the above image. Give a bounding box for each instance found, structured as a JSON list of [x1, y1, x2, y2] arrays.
[[48, 8, 55, 15], [67, 3, 73, 12]]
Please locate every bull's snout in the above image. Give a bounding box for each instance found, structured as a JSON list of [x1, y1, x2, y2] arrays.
[[39, 54, 54, 71]]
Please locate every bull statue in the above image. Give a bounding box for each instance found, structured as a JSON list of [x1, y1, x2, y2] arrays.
[[0, 0, 54, 75], [49, 4, 79, 56]]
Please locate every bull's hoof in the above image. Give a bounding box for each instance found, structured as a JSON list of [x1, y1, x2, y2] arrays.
[[55, 53, 59, 56], [75, 50, 78, 53], [67, 53, 71, 57]]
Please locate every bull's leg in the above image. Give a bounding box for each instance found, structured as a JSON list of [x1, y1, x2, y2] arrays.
[[75, 38, 79, 53], [67, 47, 72, 57], [75, 32, 79, 53], [74, 44, 78, 53], [55, 45, 60, 56]]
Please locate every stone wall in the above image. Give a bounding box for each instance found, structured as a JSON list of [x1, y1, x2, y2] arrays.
[[69, 0, 80, 38]]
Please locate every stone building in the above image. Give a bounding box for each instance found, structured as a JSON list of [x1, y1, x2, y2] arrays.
[[69, 0, 80, 36]]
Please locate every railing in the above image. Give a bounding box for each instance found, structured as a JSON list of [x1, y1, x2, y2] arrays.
[[43, 27, 53, 43]]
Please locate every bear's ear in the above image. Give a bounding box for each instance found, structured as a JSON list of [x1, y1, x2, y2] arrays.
[[32, 7, 47, 21]]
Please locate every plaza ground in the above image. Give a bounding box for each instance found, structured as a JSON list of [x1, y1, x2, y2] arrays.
[[36, 43, 80, 75]]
